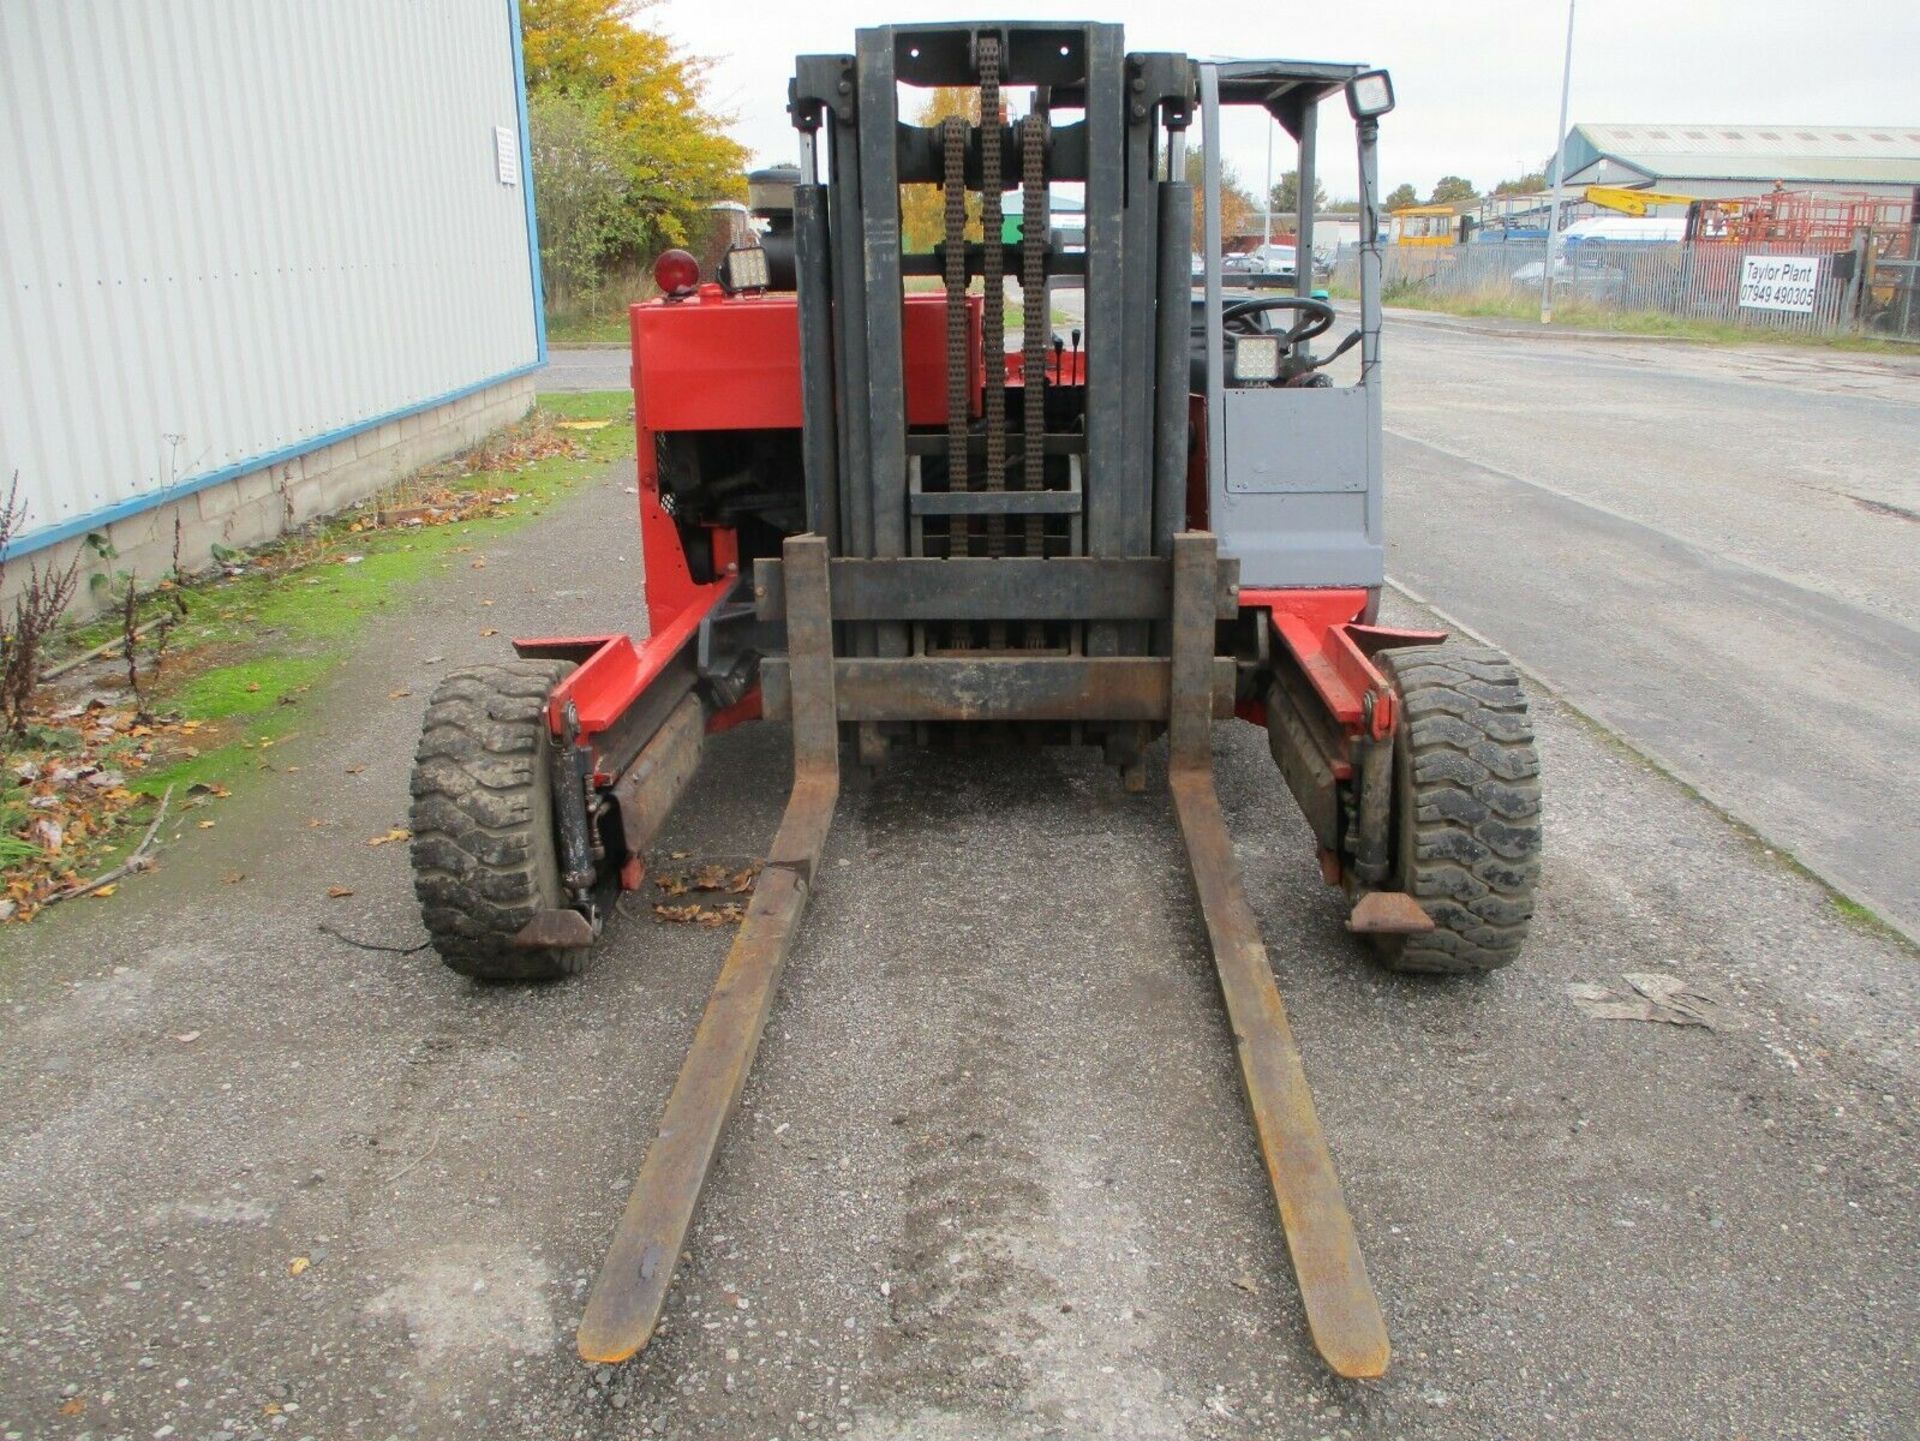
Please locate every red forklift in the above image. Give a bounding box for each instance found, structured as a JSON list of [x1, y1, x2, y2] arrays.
[[409, 22, 1542, 1379]]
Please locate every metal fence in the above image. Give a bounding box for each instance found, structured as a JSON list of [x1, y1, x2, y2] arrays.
[[1329, 240, 1873, 337]]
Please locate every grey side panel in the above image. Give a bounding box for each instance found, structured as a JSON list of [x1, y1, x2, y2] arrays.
[[1215, 388, 1381, 586], [1223, 388, 1369, 494]]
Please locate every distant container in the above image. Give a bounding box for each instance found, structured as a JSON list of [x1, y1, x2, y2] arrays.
[[1, 0, 542, 604], [1389, 206, 1457, 246], [1562, 215, 1688, 245]]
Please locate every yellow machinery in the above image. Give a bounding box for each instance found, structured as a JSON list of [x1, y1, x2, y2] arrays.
[[1582, 184, 1712, 217], [1389, 204, 1456, 245]]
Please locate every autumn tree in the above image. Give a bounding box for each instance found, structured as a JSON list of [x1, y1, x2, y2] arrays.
[[1187, 150, 1256, 253], [1493, 170, 1548, 195], [1267, 168, 1328, 217], [1383, 182, 1419, 211], [901, 88, 984, 252], [528, 91, 631, 308], [1427, 175, 1478, 206], [520, 0, 746, 299]]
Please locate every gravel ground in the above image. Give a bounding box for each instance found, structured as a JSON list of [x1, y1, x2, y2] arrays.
[[1, 454, 1915, 1441]]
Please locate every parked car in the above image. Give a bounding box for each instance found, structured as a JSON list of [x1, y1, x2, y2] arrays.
[[1510, 256, 1571, 284], [1511, 251, 1626, 300]]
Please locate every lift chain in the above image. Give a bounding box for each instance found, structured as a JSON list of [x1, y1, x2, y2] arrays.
[[1019, 112, 1048, 566], [979, 35, 1006, 518], [978, 37, 1008, 648], [941, 114, 970, 499], [941, 113, 974, 647]]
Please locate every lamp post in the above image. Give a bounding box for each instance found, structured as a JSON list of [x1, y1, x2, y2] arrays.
[[1262, 119, 1274, 253], [1540, 0, 1577, 324]]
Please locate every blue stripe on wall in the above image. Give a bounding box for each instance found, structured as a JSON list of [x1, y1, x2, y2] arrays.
[[3, 363, 539, 560]]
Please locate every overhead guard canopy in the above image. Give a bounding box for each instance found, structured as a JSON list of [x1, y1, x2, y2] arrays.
[[1202, 59, 1365, 138]]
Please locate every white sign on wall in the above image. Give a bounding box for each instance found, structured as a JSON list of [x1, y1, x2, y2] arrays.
[[1739, 254, 1818, 313], [495, 126, 519, 186]]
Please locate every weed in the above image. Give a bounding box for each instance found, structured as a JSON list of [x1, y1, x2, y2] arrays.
[[1, 473, 85, 740], [6, 392, 637, 920]]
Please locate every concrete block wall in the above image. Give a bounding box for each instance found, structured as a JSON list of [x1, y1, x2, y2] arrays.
[[2, 375, 536, 619]]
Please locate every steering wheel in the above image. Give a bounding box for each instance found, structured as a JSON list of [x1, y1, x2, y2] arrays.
[[1221, 295, 1336, 348]]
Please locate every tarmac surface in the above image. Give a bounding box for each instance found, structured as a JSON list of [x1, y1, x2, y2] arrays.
[[1375, 310, 1920, 944], [2, 335, 1917, 1440]]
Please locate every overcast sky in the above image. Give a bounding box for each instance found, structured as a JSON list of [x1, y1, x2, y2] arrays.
[[645, 0, 1919, 203]]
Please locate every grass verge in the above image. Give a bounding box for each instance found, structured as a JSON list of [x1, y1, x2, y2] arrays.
[[547, 311, 633, 345], [1329, 278, 1909, 353], [1, 392, 636, 922]]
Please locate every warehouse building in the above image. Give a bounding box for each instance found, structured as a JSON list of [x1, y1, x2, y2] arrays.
[[1557, 123, 1920, 201], [0, 0, 543, 610]]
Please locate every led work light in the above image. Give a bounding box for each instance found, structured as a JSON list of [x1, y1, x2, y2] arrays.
[[1233, 335, 1281, 383], [720, 244, 770, 294], [1345, 70, 1394, 120]]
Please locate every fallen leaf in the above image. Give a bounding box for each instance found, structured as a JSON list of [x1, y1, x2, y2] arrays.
[[367, 827, 411, 847], [90, 884, 117, 899], [197, 820, 216, 830], [245, 681, 262, 693], [470, 556, 487, 569], [223, 871, 246, 885], [480, 627, 498, 637], [288, 1256, 310, 1276], [60, 1397, 85, 1416], [175, 1030, 201, 1043], [653, 901, 744, 927], [388, 689, 412, 700], [1232, 1274, 1259, 1294], [208, 783, 231, 798], [327, 885, 354, 898], [344, 764, 367, 775], [307, 818, 325, 829]]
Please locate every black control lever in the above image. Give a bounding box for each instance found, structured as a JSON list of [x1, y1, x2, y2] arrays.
[[1306, 328, 1363, 370]]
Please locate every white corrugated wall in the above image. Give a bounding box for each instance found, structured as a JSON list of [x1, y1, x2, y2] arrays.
[[0, 0, 541, 552]]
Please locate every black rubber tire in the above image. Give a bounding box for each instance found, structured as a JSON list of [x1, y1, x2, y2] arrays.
[[409, 660, 593, 983], [1374, 644, 1542, 974]]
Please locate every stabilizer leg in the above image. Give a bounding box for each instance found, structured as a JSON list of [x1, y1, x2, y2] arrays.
[[577, 535, 840, 1364], [1167, 533, 1390, 1380]]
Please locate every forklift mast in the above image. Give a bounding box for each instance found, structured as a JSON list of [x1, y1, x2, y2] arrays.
[[788, 24, 1191, 566]]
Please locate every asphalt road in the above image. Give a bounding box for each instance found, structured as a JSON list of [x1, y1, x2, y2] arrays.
[[2, 436, 1915, 1439], [543, 346, 632, 392]]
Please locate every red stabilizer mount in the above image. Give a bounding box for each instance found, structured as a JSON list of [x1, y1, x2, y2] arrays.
[[1242, 588, 1446, 744]]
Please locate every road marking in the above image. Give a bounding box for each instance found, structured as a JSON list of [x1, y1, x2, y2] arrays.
[[1383, 426, 1920, 650]]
